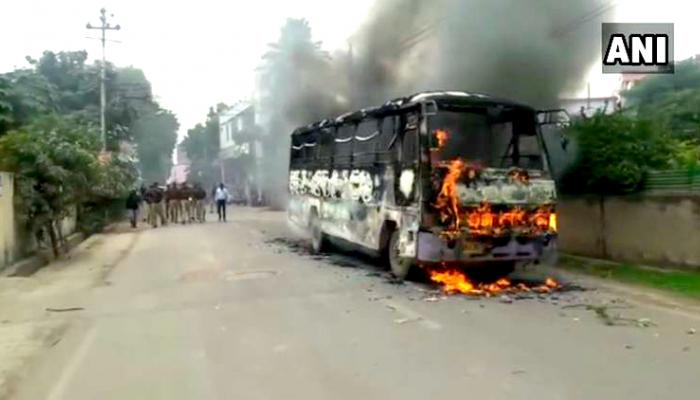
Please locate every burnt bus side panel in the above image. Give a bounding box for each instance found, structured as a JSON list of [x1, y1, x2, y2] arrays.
[[289, 166, 417, 251], [287, 111, 421, 256]]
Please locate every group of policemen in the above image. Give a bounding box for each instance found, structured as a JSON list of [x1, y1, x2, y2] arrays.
[[141, 182, 208, 227]]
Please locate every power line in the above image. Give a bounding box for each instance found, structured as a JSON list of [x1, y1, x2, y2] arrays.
[[86, 8, 121, 152]]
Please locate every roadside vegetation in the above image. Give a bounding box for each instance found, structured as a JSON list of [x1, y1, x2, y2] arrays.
[[0, 50, 178, 257], [560, 256, 700, 300], [560, 59, 700, 196]]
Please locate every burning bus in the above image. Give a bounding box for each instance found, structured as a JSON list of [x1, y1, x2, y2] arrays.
[[288, 91, 561, 280]]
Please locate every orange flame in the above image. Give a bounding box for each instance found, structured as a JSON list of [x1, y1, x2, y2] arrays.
[[433, 159, 465, 237], [429, 269, 561, 296], [429, 128, 556, 239], [509, 168, 530, 184], [433, 129, 450, 150], [549, 213, 557, 232], [531, 208, 550, 231], [464, 205, 556, 237]]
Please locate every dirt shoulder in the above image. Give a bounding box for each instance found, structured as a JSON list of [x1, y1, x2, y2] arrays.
[[0, 225, 140, 400]]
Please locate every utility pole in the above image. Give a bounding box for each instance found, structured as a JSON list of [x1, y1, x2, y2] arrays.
[[86, 8, 120, 152]]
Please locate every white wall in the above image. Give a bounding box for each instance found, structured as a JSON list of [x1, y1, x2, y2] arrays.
[[0, 172, 17, 269]]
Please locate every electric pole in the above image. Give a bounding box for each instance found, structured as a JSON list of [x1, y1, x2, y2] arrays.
[[86, 8, 120, 152]]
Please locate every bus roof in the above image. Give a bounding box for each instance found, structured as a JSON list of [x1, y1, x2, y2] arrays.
[[290, 91, 534, 137]]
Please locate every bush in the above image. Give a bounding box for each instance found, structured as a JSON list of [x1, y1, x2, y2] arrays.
[[560, 112, 675, 195]]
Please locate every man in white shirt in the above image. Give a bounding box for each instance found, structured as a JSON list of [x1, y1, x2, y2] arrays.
[[214, 183, 231, 222]]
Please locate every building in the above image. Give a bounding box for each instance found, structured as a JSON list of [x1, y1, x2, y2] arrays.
[[168, 142, 190, 184], [218, 101, 265, 206]]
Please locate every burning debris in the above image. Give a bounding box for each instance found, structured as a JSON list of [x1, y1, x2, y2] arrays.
[[429, 128, 557, 240], [428, 268, 560, 297]]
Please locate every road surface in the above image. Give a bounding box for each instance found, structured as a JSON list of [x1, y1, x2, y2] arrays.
[[6, 207, 700, 400]]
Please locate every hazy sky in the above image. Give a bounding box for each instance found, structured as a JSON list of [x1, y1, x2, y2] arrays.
[[1, 0, 699, 141]]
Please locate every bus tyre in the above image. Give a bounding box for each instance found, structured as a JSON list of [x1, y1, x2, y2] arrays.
[[309, 212, 326, 254], [388, 230, 413, 280]]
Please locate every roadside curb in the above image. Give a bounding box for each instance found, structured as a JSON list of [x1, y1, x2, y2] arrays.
[[555, 259, 700, 318], [1, 233, 86, 278], [0, 222, 120, 278]]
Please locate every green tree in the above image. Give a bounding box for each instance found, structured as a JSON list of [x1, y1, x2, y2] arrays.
[[561, 112, 675, 195], [0, 49, 171, 252], [183, 104, 227, 187], [0, 69, 57, 135], [624, 59, 700, 141], [131, 108, 179, 183], [0, 115, 99, 255], [258, 18, 344, 209]]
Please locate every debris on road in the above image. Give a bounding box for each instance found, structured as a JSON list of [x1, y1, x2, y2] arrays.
[[424, 296, 441, 302], [625, 344, 634, 350], [561, 303, 647, 327], [687, 328, 696, 335], [45, 307, 84, 313], [636, 318, 655, 328], [499, 295, 513, 304], [365, 271, 381, 277], [384, 276, 405, 285], [394, 317, 422, 325]]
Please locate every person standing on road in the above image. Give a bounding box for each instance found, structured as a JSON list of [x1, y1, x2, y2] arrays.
[[125, 189, 141, 228], [215, 183, 231, 222], [139, 184, 148, 222], [146, 183, 167, 228], [210, 184, 217, 214], [193, 183, 207, 222]]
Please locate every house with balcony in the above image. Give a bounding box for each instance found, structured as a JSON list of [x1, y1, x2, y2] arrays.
[[219, 100, 265, 206]]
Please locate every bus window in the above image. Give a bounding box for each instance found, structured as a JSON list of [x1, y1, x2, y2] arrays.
[[318, 127, 334, 168], [354, 118, 379, 167], [428, 108, 542, 170], [400, 114, 419, 167], [334, 123, 355, 168], [300, 131, 317, 167], [376, 116, 396, 164], [290, 134, 303, 168]]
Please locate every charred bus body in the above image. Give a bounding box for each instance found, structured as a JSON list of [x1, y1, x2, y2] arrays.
[[288, 91, 559, 279]]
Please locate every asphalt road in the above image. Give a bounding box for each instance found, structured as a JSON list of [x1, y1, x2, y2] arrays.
[[10, 207, 700, 400]]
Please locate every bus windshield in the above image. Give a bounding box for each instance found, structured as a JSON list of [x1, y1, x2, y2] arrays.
[[428, 107, 544, 170]]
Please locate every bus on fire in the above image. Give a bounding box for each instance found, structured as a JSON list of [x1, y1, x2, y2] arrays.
[[288, 91, 561, 280]]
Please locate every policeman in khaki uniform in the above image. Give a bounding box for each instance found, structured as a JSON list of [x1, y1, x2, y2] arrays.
[[165, 183, 179, 224], [146, 183, 167, 228], [193, 183, 207, 222], [182, 182, 197, 223]]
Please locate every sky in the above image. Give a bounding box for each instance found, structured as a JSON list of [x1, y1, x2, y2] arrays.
[[1, 0, 699, 142]]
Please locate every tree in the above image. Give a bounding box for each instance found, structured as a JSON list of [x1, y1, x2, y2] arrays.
[[0, 68, 57, 136], [624, 59, 700, 141], [257, 18, 344, 209], [0, 115, 99, 255], [131, 108, 179, 183], [182, 104, 227, 187], [0, 49, 171, 254], [560, 112, 675, 195]]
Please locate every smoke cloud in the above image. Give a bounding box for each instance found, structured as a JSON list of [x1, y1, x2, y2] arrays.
[[349, 0, 607, 108], [258, 0, 608, 208]]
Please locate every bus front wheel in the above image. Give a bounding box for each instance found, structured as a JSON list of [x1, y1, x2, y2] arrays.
[[388, 230, 413, 280]]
